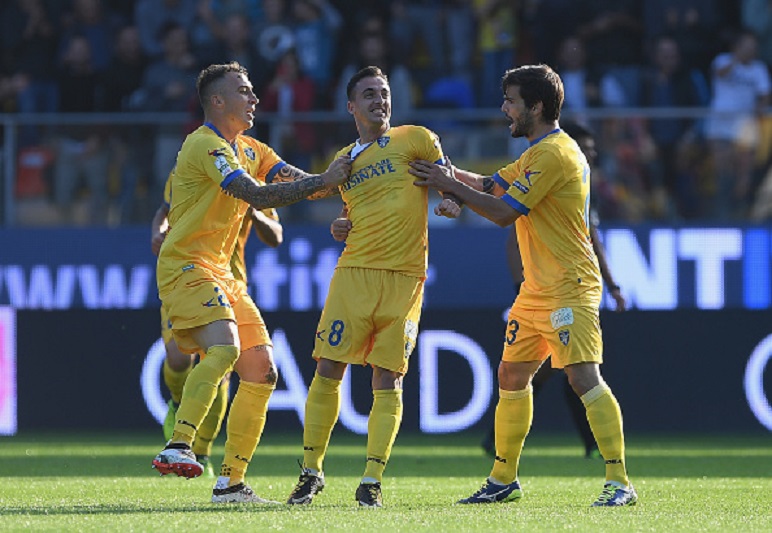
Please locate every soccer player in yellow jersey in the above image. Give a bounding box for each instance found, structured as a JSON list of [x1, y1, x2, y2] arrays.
[[410, 64, 637, 507], [151, 171, 283, 478], [151, 61, 350, 504], [285, 66, 460, 508]]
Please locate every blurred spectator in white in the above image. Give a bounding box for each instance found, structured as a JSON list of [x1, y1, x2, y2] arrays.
[[705, 30, 771, 219], [53, 34, 109, 224], [640, 35, 709, 219]]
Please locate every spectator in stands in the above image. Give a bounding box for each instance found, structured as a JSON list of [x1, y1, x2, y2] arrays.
[[134, 0, 199, 59], [577, 0, 644, 106], [643, 0, 721, 77], [525, 0, 584, 66], [389, 0, 444, 88], [211, 13, 260, 78], [474, 0, 517, 107], [291, 0, 342, 97], [53, 34, 109, 224], [1, 0, 60, 145], [59, 0, 121, 73], [252, 0, 294, 95], [131, 22, 198, 202], [704, 30, 771, 219], [259, 48, 317, 181], [334, 29, 414, 126], [743, 0, 772, 68], [101, 24, 150, 223], [640, 35, 709, 219]]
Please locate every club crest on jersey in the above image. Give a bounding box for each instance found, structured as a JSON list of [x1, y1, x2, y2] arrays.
[[377, 136, 390, 148], [244, 146, 256, 160], [559, 329, 570, 346]]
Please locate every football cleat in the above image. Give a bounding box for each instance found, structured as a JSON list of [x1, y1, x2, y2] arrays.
[[152, 443, 203, 479], [196, 454, 215, 478], [163, 400, 178, 442], [212, 479, 279, 504], [287, 466, 325, 505], [457, 478, 523, 504], [355, 482, 382, 508], [592, 482, 638, 507]]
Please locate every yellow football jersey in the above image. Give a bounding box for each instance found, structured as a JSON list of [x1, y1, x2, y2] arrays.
[[157, 123, 284, 291], [332, 125, 444, 277], [494, 128, 602, 309]]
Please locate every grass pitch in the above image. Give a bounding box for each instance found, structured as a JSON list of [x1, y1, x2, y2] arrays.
[[0, 431, 769, 532]]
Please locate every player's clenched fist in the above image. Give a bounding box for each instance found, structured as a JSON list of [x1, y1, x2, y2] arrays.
[[322, 155, 352, 188]]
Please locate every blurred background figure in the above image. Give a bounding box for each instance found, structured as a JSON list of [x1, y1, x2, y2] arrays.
[[704, 30, 771, 220]]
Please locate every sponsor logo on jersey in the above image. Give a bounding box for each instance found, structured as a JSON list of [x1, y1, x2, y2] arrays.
[[523, 168, 541, 186], [513, 181, 530, 194], [559, 329, 570, 346], [208, 148, 227, 157], [341, 158, 396, 192]]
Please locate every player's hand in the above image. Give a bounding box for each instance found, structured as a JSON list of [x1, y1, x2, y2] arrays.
[[330, 217, 352, 242], [410, 159, 457, 192], [435, 197, 461, 218], [151, 231, 166, 256], [322, 155, 352, 188], [610, 287, 627, 312]]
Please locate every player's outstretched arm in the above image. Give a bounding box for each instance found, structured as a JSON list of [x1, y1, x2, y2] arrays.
[[590, 223, 626, 312], [225, 155, 351, 210], [271, 156, 350, 200], [410, 160, 521, 227], [251, 209, 283, 248]]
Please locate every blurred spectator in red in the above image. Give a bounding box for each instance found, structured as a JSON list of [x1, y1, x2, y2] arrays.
[[260, 48, 317, 172], [704, 30, 771, 219]]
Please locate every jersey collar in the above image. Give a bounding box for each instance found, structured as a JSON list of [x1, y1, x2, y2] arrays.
[[204, 121, 239, 156], [529, 128, 561, 147]]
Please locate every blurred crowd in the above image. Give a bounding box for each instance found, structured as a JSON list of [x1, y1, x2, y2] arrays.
[[1, 0, 771, 226]]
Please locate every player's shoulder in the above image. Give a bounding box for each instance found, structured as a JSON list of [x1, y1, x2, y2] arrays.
[[392, 124, 437, 141], [334, 141, 356, 159]]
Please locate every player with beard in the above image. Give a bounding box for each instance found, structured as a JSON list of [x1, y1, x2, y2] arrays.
[[409, 64, 636, 507]]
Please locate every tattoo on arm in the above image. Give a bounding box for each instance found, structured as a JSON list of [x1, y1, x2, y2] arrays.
[[225, 174, 329, 210], [271, 164, 340, 199], [481, 177, 495, 194]]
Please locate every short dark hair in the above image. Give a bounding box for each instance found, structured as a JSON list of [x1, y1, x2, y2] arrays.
[[196, 61, 249, 108], [346, 65, 389, 101], [501, 64, 564, 122], [560, 120, 594, 141]]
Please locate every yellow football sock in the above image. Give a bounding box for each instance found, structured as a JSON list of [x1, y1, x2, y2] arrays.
[[220, 380, 273, 486], [162, 359, 191, 405], [363, 389, 403, 482], [303, 373, 342, 473], [581, 383, 629, 486], [192, 378, 229, 458], [171, 344, 238, 445], [489, 386, 533, 485]]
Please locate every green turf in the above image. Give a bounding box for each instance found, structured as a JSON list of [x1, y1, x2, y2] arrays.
[[0, 432, 769, 532]]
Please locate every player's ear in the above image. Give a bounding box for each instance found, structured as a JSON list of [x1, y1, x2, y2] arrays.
[[346, 101, 354, 115]]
